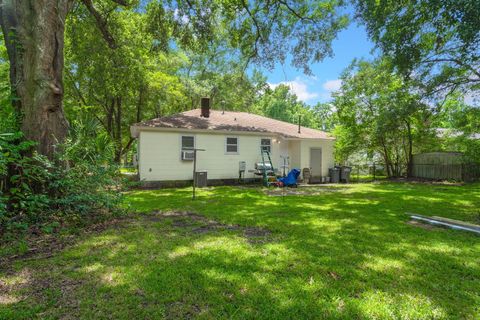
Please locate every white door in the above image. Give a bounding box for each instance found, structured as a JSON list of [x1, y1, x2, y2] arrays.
[[310, 148, 322, 179]]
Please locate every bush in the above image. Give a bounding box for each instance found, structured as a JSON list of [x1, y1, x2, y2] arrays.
[[0, 128, 124, 239]]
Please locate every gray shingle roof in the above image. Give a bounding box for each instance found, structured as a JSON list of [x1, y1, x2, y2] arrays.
[[132, 109, 334, 139]]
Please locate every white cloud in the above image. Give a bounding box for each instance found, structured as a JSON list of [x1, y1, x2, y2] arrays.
[[317, 79, 343, 102], [268, 77, 319, 102], [322, 79, 342, 92]]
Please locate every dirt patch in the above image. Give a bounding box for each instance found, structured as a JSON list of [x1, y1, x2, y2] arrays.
[[243, 227, 270, 238], [0, 215, 136, 270], [0, 264, 85, 319], [149, 211, 272, 243], [243, 227, 272, 244], [166, 300, 206, 319], [389, 177, 465, 186], [0, 268, 31, 305]]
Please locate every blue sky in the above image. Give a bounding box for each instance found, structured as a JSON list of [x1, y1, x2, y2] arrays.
[[262, 22, 376, 105]]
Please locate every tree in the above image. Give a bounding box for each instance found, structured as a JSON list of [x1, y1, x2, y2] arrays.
[[64, 4, 269, 163], [0, 0, 130, 159], [312, 102, 336, 132], [1, 0, 348, 159], [179, 37, 268, 112], [147, 0, 349, 74], [334, 59, 432, 177], [354, 0, 480, 99], [0, 31, 13, 131], [64, 5, 188, 163], [253, 84, 320, 128], [437, 95, 480, 162]]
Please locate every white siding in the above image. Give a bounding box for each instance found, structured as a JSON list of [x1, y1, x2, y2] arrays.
[[282, 139, 335, 177], [299, 139, 335, 176], [139, 131, 279, 181], [288, 141, 301, 169], [278, 138, 290, 174], [138, 130, 335, 181]]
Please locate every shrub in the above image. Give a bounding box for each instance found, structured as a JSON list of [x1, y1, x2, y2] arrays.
[[0, 126, 124, 239]]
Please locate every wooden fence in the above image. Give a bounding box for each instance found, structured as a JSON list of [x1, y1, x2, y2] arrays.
[[462, 163, 480, 182], [412, 152, 480, 181]]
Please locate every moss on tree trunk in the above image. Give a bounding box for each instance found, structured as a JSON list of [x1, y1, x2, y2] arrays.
[[1, 0, 72, 159]]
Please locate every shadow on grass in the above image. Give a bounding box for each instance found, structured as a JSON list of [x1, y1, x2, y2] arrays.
[[2, 183, 480, 319]]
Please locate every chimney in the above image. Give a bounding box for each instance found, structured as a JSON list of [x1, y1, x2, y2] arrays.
[[201, 97, 210, 118]]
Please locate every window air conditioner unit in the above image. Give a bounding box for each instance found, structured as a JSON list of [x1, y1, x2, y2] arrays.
[[181, 150, 195, 161]]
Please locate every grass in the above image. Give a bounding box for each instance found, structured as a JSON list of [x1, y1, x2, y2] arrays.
[[350, 174, 387, 183], [1, 182, 479, 319], [120, 167, 138, 174]]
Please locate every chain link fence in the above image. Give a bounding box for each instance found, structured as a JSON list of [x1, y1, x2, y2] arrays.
[[347, 162, 387, 183]]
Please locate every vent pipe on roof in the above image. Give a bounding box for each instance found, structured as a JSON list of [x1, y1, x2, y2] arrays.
[[298, 115, 301, 134], [201, 97, 210, 118]]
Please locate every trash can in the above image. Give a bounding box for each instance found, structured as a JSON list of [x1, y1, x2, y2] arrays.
[[340, 166, 352, 183], [195, 170, 207, 187], [329, 167, 340, 183]]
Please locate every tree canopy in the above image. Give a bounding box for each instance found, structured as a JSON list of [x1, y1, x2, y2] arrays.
[[333, 58, 434, 176], [354, 0, 480, 99]]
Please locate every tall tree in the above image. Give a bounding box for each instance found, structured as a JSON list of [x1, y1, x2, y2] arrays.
[[334, 59, 432, 177], [436, 95, 480, 162], [354, 0, 480, 98], [0, 31, 12, 130], [0, 0, 72, 157], [147, 0, 349, 74], [0, 0, 129, 159], [253, 84, 320, 129], [64, 5, 187, 162], [1, 0, 348, 159], [312, 102, 336, 132]]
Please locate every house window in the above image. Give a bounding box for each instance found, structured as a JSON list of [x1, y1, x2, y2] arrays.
[[181, 135, 195, 150], [261, 138, 271, 153], [225, 137, 238, 154]]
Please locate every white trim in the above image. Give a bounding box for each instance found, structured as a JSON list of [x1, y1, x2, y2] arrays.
[[180, 135, 196, 161], [225, 136, 239, 154], [138, 131, 142, 177], [260, 138, 272, 153], [180, 134, 196, 150]]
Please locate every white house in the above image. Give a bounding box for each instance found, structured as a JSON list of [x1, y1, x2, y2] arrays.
[[130, 101, 335, 184]]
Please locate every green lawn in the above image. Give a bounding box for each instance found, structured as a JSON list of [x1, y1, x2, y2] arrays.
[[1, 182, 480, 319]]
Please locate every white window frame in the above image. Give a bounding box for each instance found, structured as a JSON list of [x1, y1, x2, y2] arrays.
[[225, 136, 239, 154], [261, 138, 272, 153], [181, 135, 195, 150]]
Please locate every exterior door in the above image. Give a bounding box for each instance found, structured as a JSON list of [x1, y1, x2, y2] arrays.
[[310, 148, 322, 180]]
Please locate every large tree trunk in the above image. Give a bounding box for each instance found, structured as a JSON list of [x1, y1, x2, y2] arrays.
[[380, 138, 393, 178], [0, 0, 72, 159]]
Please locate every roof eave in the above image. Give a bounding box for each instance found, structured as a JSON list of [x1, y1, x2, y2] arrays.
[[131, 125, 335, 140], [130, 125, 280, 137]]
